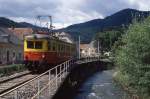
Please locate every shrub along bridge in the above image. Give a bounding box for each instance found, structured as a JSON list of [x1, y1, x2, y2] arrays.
[[0, 57, 107, 99]]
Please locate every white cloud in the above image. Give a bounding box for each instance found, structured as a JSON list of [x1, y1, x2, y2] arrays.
[[125, 0, 150, 11], [9, 17, 35, 23], [0, 0, 150, 29], [54, 7, 104, 23], [9, 16, 70, 29], [7, 0, 104, 28], [53, 23, 70, 29]]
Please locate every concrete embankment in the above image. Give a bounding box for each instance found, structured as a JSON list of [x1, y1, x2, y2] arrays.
[[52, 60, 111, 99]]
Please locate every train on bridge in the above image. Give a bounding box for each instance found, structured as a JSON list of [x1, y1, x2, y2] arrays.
[[24, 31, 76, 71]]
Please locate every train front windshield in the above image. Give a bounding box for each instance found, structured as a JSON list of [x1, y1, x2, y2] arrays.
[[27, 41, 43, 49]]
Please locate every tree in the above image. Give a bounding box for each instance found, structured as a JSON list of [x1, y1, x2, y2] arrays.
[[94, 28, 124, 52], [115, 17, 150, 97]]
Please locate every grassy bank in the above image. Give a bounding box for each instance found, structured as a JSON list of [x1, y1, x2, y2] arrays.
[[0, 64, 26, 77], [114, 70, 150, 99]]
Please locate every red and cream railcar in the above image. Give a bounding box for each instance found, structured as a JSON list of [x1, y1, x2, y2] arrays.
[[24, 33, 76, 71]]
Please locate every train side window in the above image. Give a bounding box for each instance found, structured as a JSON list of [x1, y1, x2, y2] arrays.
[[68, 46, 69, 53], [27, 41, 34, 49], [61, 44, 63, 52], [48, 41, 51, 51], [72, 47, 74, 54], [55, 42, 58, 52], [52, 43, 56, 51], [66, 45, 68, 52], [58, 44, 61, 52], [64, 45, 66, 52], [57, 44, 59, 52], [35, 41, 43, 49], [69, 46, 71, 53], [66, 45, 68, 53], [59, 44, 62, 52], [57, 42, 60, 52]]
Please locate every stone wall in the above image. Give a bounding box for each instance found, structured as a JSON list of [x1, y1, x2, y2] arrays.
[[0, 43, 23, 65]]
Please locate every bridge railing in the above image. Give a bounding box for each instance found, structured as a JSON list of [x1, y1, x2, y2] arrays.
[[0, 59, 74, 99]]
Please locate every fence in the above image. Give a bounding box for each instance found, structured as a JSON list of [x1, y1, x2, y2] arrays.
[[0, 59, 74, 99]]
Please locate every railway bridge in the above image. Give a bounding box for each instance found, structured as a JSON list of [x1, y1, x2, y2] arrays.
[[0, 57, 111, 99]]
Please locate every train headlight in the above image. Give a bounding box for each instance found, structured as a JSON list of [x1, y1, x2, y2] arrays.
[[42, 54, 45, 59]]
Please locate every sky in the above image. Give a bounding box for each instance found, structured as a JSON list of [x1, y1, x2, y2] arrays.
[[0, 0, 150, 29]]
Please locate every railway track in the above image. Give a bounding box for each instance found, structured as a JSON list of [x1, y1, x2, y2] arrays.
[[0, 71, 31, 84], [0, 71, 37, 95], [0, 60, 73, 99], [0, 70, 55, 99]]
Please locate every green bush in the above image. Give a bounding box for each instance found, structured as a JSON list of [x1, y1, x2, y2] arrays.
[[0, 64, 26, 77], [114, 17, 150, 97]]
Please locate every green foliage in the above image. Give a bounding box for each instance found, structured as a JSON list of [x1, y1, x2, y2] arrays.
[[95, 28, 124, 51], [114, 17, 150, 97], [0, 64, 26, 77]]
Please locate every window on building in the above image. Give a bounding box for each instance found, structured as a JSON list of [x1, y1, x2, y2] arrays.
[[13, 52, 15, 57], [19, 53, 22, 60], [7, 50, 9, 62], [12, 52, 16, 63], [35, 41, 43, 49], [27, 41, 34, 49]]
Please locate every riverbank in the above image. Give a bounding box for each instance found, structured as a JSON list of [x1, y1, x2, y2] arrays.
[[113, 70, 150, 99]]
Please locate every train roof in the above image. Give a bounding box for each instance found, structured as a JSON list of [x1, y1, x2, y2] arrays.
[[24, 33, 51, 39], [24, 33, 74, 44]]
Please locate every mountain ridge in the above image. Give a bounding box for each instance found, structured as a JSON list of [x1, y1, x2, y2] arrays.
[[60, 8, 150, 43], [0, 8, 150, 43]]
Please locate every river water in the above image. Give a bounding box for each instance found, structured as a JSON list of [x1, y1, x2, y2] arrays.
[[74, 70, 130, 99]]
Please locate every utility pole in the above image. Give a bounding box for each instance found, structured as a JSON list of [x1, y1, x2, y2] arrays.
[[98, 40, 100, 54], [109, 33, 112, 50], [78, 35, 80, 59]]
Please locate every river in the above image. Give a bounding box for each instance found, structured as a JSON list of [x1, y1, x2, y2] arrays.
[[74, 70, 130, 99]]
